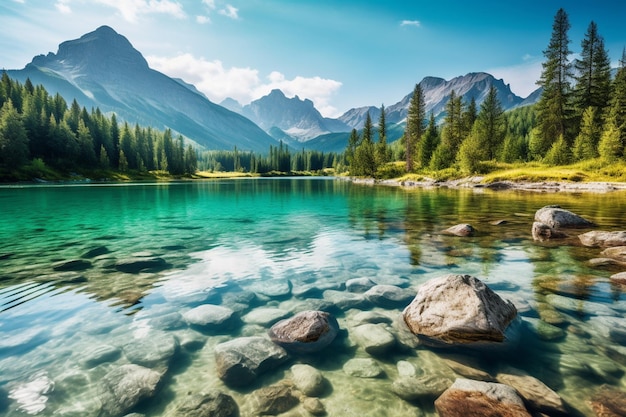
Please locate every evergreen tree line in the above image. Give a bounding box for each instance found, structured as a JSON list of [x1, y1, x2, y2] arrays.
[[198, 142, 339, 174], [345, 8, 626, 176], [0, 72, 197, 177]]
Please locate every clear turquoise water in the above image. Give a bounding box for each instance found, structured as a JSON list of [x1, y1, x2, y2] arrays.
[[1, 178, 625, 416]]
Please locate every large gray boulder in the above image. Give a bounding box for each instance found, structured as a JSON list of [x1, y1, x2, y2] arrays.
[[269, 310, 339, 354], [435, 378, 532, 417], [579, 231, 626, 247], [214, 337, 288, 387], [402, 275, 518, 346], [534, 205, 594, 229], [99, 364, 162, 417]]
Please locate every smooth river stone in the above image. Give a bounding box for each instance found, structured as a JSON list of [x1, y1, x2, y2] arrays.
[[99, 364, 162, 417], [123, 329, 178, 369], [243, 307, 291, 326], [183, 304, 237, 330], [343, 358, 384, 378], [351, 323, 396, 356], [269, 310, 339, 353], [290, 364, 326, 397]]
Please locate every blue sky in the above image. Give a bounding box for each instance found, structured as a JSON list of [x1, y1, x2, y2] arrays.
[[1, 0, 625, 117]]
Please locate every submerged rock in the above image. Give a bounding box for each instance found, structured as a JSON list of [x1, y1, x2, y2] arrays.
[[81, 344, 122, 368], [531, 222, 568, 241], [345, 277, 377, 293], [443, 224, 475, 237], [269, 310, 339, 354], [402, 274, 518, 347], [601, 246, 626, 261], [351, 323, 396, 356], [392, 375, 452, 402], [364, 284, 416, 309], [579, 231, 626, 248], [183, 305, 237, 331], [343, 358, 384, 378], [175, 390, 238, 417], [250, 383, 299, 416], [589, 385, 626, 417], [52, 259, 92, 271], [99, 364, 162, 417], [115, 257, 169, 273], [214, 336, 288, 387], [534, 205, 594, 229], [290, 364, 326, 397], [496, 367, 567, 415], [123, 329, 178, 369], [435, 378, 531, 417], [243, 307, 291, 326]]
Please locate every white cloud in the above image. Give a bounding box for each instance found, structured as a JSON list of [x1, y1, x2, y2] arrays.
[[400, 20, 421, 27], [196, 15, 210, 24], [11, 0, 25, 3], [55, 0, 72, 13], [93, 0, 186, 22], [219, 4, 239, 19], [488, 56, 543, 98], [202, 0, 216, 9], [146, 53, 343, 117]]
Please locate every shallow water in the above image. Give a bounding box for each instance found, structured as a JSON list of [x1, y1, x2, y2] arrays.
[[1, 178, 625, 416]]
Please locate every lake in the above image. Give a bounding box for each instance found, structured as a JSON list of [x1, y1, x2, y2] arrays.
[[1, 178, 625, 416]]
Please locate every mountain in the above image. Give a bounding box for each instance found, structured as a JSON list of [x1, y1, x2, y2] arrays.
[[342, 72, 527, 129], [6, 26, 276, 152], [236, 89, 350, 142]]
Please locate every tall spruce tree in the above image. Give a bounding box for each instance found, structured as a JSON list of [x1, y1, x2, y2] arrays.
[[376, 104, 390, 166], [474, 84, 505, 159], [417, 113, 439, 168], [535, 8, 573, 153], [404, 83, 426, 172], [573, 21, 612, 128]]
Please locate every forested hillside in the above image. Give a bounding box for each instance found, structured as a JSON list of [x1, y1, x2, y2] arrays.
[[0, 72, 197, 180], [345, 8, 626, 178]]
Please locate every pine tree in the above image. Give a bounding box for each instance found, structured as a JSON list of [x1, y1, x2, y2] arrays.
[[573, 21, 612, 125], [458, 132, 486, 174], [345, 128, 359, 168], [417, 113, 439, 168], [474, 84, 505, 159], [535, 8, 574, 152], [610, 48, 626, 148], [405, 83, 426, 172], [376, 104, 390, 166], [544, 135, 571, 165], [573, 106, 601, 160], [598, 107, 623, 161], [354, 112, 376, 176], [0, 99, 29, 169]]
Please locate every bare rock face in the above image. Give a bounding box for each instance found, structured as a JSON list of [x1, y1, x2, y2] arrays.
[[579, 231, 626, 248], [402, 275, 518, 346], [496, 367, 567, 415], [435, 378, 532, 417], [534, 205, 594, 229], [268, 311, 339, 354]]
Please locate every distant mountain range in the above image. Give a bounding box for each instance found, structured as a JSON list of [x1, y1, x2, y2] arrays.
[[6, 26, 276, 152], [4, 26, 541, 154]]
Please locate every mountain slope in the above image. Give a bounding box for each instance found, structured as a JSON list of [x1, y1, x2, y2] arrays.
[[238, 89, 350, 142], [7, 26, 275, 152]]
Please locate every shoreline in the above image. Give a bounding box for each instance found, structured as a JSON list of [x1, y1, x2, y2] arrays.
[[346, 176, 626, 193]]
